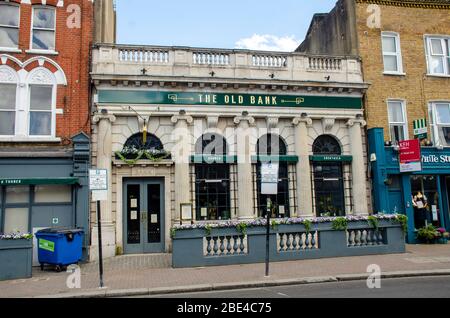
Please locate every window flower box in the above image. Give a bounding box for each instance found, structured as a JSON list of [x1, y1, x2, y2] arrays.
[[0, 234, 33, 281]]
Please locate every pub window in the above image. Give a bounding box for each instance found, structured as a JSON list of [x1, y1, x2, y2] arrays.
[[312, 135, 346, 217], [194, 133, 232, 221], [2, 186, 30, 234], [0, 3, 20, 48], [255, 134, 290, 218], [31, 6, 56, 51]]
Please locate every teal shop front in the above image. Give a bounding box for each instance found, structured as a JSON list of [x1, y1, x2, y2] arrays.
[[368, 128, 450, 243]]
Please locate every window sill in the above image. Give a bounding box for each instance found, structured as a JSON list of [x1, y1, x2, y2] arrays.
[[0, 47, 22, 53], [426, 74, 450, 78], [0, 137, 61, 143], [383, 72, 406, 76], [25, 49, 59, 56]]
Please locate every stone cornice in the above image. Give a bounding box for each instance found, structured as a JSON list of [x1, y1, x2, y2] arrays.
[[346, 118, 367, 128], [234, 116, 256, 126], [355, 0, 450, 9], [292, 117, 313, 127], [171, 115, 194, 125]]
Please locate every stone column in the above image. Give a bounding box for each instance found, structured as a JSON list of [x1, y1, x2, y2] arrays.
[[171, 114, 194, 222], [293, 117, 314, 217], [347, 118, 369, 215], [234, 115, 255, 220], [91, 113, 116, 260]]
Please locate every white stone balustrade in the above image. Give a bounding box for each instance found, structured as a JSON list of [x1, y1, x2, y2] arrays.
[[93, 44, 363, 83]]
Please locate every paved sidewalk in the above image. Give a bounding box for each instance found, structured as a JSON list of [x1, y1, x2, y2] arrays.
[[1, 244, 450, 298]]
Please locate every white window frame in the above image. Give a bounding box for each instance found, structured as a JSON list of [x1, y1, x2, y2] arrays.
[[425, 36, 450, 77], [0, 66, 19, 138], [387, 99, 408, 144], [0, 2, 21, 52], [381, 32, 404, 75], [429, 101, 450, 147], [29, 5, 57, 54], [26, 69, 57, 138]]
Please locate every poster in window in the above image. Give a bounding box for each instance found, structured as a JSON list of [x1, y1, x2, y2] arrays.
[[279, 206, 285, 216], [201, 207, 208, 217], [130, 210, 138, 220], [181, 203, 193, 221], [131, 199, 138, 208]]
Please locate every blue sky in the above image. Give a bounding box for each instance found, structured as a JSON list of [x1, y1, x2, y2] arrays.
[[116, 0, 337, 51]]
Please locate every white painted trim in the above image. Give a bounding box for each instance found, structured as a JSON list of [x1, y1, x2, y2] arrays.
[[0, 137, 61, 143], [30, 5, 57, 52], [0, 48, 22, 54], [25, 49, 59, 56], [387, 99, 409, 143], [381, 32, 404, 74]]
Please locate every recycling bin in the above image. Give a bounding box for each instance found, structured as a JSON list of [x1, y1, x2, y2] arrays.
[[36, 228, 84, 272]]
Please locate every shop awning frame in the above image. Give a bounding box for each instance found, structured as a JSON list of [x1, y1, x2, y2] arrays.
[[0, 178, 80, 186]]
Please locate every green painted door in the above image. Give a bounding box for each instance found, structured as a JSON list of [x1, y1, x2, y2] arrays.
[[123, 178, 165, 254]]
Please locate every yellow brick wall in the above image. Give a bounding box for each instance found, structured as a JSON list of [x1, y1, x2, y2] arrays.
[[355, 3, 450, 141]]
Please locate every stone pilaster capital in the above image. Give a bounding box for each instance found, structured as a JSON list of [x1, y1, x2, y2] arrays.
[[234, 115, 255, 126], [292, 117, 313, 127], [171, 114, 194, 125], [346, 118, 367, 128], [93, 113, 116, 124]]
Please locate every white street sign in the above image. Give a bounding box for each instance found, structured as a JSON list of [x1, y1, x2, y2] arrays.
[[261, 163, 279, 195], [89, 169, 108, 191]]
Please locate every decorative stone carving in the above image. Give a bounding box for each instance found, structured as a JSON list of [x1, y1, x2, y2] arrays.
[[322, 118, 335, 131], [266, 117, 279, 130], [346, 118, 367, 128], [171, 114, 193, 125], [207, 116, 219, 129], [29, 68, 54, 85], [0, 67, 16, 83], [292, 117, 313, 127], [93, 113, 116, 124], [233, 115, 255, 126]]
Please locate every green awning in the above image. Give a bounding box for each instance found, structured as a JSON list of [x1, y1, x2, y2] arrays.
[[252, 155, 299, 163], [190, 155, 237, 164], [0, 178, 79, 186], [310, 155, 353, 162]]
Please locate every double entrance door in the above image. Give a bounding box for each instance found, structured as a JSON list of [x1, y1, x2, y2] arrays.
[[123, 178, 165, 254]]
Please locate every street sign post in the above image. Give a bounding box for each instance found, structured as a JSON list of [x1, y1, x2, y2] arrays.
[[89, 169, 108, 289], [261, 163, 279, 277]]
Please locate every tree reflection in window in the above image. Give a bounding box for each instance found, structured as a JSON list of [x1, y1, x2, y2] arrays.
[[313, 135, 342, 155]]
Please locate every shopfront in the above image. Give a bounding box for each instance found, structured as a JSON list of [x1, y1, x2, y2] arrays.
[[368, 128, 450, 243], [0, 133, 91, 262]]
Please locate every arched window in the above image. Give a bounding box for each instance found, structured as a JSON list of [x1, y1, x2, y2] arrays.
[[27, 67, 57, 137], [256, 134, 290, 218], [124, 133, 164, 151], [0, 65, 18, 136], [312, 135, 345, 217], [313, 135, 342, 155], [194, 133, 231, 221], [195, 133, 228, 155]]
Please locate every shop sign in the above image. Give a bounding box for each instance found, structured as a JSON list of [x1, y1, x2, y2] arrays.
[[98, 90, 363, 109], [261, 163, 279, 195], [310, 155, 353, 162], [422, 154, 450, 164], [399, 140, 422, 173], [413, 119, 428, 140]]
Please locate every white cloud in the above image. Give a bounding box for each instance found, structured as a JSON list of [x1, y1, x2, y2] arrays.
[[235, 34, 301, 52]]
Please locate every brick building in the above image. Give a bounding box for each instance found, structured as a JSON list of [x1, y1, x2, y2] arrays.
[[298, 0, 450, 242], [0, 0, 94, 261]]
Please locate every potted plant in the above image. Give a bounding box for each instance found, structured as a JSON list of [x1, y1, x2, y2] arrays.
[[436, 228, 449, 244], [0, 232, 33, 281], [417, 225, 439, 244]]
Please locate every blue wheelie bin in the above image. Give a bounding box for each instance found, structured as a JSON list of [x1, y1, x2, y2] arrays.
[[36, 228, 84, 272]]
